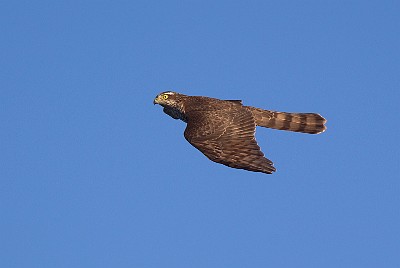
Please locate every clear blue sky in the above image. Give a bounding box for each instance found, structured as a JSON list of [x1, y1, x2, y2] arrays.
[[1, 1, 399, 267]]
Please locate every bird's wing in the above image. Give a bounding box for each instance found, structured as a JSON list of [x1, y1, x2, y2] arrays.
[[184, 108, 276, 174]]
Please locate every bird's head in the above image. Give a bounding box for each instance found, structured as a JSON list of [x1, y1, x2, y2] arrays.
[[154, 91, 187, 121], [153, 91, 183, 108]]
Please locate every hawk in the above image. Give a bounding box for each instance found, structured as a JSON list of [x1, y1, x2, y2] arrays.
[[154, 91, 326, 174]]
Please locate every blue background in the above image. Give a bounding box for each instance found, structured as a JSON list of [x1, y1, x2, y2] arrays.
[[1, 1, 399, 267]]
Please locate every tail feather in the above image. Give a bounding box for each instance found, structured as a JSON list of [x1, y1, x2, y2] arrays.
[[249, 107, 327, 134]]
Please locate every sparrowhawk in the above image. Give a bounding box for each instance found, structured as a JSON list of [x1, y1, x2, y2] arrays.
[[154, 91, 326, 174]]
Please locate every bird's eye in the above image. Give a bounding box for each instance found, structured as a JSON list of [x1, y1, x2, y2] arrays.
[[162, 94, 169, 100]]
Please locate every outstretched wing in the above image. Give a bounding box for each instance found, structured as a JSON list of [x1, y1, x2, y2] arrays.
[[184, 108, 276, 174]]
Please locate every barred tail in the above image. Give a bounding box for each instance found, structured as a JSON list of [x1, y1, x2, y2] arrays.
[[249, 107, 327, 134]]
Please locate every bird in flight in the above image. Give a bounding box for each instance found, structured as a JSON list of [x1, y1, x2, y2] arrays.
[[154, 91, 326, 174]]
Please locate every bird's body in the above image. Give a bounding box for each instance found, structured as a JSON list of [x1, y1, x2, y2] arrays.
[[154, 91, 326, 174]]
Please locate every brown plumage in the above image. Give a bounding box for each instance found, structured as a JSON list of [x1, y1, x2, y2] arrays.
[[154, 91, 326, 174]]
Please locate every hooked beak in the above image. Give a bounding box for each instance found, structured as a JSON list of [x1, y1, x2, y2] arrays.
[[153, 96, 159, 105]]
